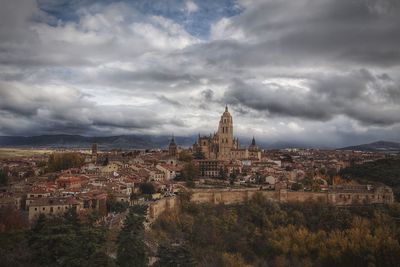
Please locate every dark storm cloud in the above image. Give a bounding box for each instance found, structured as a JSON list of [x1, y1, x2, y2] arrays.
[[157, 95, 183, 107], [225, 69, 400, 125], [0, 0, 400, 146], [207, 0, 400, 68], [89, 68, 203, 92], [0, 84, 175, 135], [201, 89, 214, 101]]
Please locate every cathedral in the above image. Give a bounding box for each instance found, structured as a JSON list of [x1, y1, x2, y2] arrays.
[[193, 106, 261, 161]]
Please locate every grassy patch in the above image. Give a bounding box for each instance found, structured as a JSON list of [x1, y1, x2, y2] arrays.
[[0, 148, 52, 159]]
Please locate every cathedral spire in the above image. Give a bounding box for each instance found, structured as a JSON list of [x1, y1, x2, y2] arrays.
[[170, 134, 176, 145], [225, 105, 228, 112], [251, 136, 256, 146]]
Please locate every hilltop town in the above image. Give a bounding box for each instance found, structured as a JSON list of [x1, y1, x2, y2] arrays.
[[0, 106, 396, 226]]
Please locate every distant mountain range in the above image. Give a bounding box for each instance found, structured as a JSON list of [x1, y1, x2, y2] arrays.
[[340, 141, 400, 152], [0, 134, 195, 150], [0, 135, 399, 152]]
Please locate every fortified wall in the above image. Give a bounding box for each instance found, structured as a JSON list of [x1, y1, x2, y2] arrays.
[[148, 196, 179, 222], [190, 187, 394, 206], [147, 186, 394, 222]]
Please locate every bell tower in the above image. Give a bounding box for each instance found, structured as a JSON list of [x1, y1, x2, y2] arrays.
[[168, 134, 177, 157], [217, 105, 234, 159]]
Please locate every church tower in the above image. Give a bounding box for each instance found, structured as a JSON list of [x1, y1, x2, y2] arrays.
[[217, 106, 234, 159], [168, 134, 177, 157]]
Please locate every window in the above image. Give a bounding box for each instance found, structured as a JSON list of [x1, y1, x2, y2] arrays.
[[42, 207, 45, 211], [35, 208, 37, 211]]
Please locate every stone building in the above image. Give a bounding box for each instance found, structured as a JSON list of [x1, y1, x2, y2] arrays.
[[168, 135, 178, 157], [91, 143, 98, 163], [193, 106, 261, 161], [28, 197, 81, 222]]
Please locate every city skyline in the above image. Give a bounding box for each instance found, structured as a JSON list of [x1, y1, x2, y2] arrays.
[[1, 0, 400, 147]]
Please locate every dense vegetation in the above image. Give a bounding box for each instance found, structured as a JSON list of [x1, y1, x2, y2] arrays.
[[152, 193, 400, 267], [47, 152, 85, 172], [0, 206, 148, 267], [106, 198, 129, 213], [0, 209, 110, 267], [116, 206, 148, 267], [340, 158, 400, 200], [0, 169, 8, 186]]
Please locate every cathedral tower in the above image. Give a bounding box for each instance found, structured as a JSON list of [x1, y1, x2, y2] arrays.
[[217, 106, 234, 159], [168, 134, 177, 157]]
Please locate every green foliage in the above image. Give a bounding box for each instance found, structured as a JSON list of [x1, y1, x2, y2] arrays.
[[193, 150, 205, 160], [47, 152, 85, 172], [0, 169, 8, 186], [178, 151, 193, 162], [180, 162, 198, 181], [218, 167, 228, 180], [152, 194, 400, 267], [154, 243, 196, 267], [0, 206, 28, 231], [0, 230, 35, 267], [290, 182, 303, 191], [106, 199, 129, 213], [27, 210, 109, 267], [340, 158, 400, 199], [116, 206, 148, 267], [139, 182, 156, 195]]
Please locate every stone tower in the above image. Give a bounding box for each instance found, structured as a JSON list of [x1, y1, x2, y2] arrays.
[[217, 106, 234, 159], [91, 143, 98, 163], [168, 134, 177, 157]]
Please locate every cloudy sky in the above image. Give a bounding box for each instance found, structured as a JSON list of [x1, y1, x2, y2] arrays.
[[1, 0, 400, 147]]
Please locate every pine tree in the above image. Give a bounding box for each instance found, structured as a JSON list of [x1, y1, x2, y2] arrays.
[[154, 243, 196, 267], [116, 206, 148, 267]]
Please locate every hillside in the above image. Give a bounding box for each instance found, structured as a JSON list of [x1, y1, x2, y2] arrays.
[[151, 195, 400, 267], [341, 141, 400, 152], [340, 158, 400, 199]]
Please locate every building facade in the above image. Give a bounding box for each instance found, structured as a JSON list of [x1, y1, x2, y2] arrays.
[[193, 106, 261, 161]]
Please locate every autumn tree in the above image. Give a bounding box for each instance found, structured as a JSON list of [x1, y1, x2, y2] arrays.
[[47, 152, 85, 172]]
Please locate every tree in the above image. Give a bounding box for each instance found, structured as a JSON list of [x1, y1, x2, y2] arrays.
[[218, 167, 227, 180], [229, 172, 237, 185], [47, 152, 85, 172], [107, 199, 129, 213], [181, 163, 198, 181], [139, 183, 156, 195], [28, 210, 108, 267], [116, 206, 148, 267], [154, 243, 196, 267], [0, 170, 8, 186], [291, 182, 303, 191], [221, 253, 252, 267], [178, 151, 193, 162], [103, 157, 109, 166], [193, 151, 205, 160], [0, 206, 28, 231]]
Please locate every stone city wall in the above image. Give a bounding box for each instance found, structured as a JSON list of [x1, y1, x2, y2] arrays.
[[147, 187, 394, 221]]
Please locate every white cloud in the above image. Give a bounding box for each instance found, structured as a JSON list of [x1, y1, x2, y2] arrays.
[[287, 122, 304, 133], [185, 1, 199, 14]]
